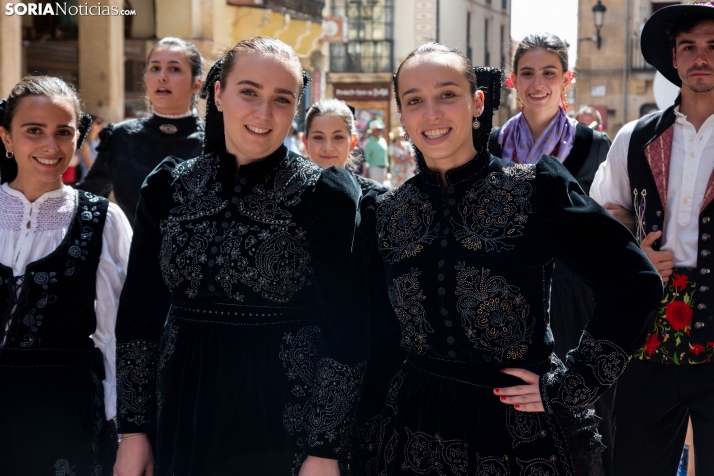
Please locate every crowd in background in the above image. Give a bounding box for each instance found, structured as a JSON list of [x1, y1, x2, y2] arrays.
[[3, 3, 714, 476]]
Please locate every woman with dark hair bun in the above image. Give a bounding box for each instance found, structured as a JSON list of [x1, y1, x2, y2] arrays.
[[0, 76, 132, 475], [325, 42, 663, 476], [78, 37, 205, 226], [113, 37, 365, 476]]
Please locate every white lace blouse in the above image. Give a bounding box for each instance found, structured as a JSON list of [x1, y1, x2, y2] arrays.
[[0, 183, 132, 420]]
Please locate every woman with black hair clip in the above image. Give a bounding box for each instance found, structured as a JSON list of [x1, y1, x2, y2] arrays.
[[78, 37, 205, 226], [0, 76, 132, 475], [113, 37, 367, 476], [310, 43, 663, 476]]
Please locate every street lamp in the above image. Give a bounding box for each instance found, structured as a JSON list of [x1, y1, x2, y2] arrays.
[[592, 1, 607, 49]]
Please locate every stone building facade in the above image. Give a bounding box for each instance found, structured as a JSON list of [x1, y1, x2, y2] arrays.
[[575, 0, 679, 137]]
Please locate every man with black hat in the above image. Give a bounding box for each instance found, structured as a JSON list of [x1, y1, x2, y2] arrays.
[[590, 2, 714, 474]]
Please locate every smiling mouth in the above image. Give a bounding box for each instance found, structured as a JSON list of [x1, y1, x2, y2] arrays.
[[34, 156, 61, 166], [246, 125, 271, 135], [529, 93, 548, 99], [423, 128, 451, 139]]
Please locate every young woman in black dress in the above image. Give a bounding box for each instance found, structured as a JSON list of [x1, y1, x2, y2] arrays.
[[113, 37, 365, 476], [311, 43, 663, 476], [79, 37, 205, 226]]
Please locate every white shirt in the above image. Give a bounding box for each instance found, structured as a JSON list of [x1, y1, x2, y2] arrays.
[[591, 107, 714, 267], [0, 183, 132, 420]]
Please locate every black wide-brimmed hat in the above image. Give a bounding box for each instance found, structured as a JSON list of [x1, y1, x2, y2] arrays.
[[642, 1, 714, 87]]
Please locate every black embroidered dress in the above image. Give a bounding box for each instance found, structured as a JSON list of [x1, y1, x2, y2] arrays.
[[0, 189, 126, 476], [115, 145, 366, 475], [78, 114, 204, 225], [356, 150, 662, 476]]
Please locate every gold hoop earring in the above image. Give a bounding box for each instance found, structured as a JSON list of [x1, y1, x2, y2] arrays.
[[5, 150, 13, 159], [561, 89, 569, 110], [472, 118, 481, 130], [403, 132, 410, 141]]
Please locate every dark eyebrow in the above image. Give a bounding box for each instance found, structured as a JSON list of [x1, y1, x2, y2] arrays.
[[401, 81, 462, 99], [401, 87, 420, 98], [149, 59, 182, 64], [236, 79, 262, 89], [20, 122, 75, 129], [237, 80, 296, 99], [275, 87, 297, 99], [678, 39, 714, 45]]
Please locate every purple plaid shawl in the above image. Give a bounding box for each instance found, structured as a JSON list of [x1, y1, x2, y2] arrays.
[[498, 108, 577, 164]]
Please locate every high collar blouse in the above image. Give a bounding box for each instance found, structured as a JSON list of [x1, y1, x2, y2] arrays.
[[0, 183, 133, 420]]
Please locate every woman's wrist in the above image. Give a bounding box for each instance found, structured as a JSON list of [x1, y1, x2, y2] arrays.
[[117, 432, 147, 443]]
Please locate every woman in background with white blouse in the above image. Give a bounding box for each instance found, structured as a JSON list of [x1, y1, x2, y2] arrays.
[[0, 76, 131, 475]]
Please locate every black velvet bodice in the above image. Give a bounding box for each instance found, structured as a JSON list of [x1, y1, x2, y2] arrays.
[[0, 192, 108, 351], [361, 149, 662, 413]]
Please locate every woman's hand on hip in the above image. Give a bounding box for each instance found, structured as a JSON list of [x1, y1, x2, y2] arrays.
[[114, 434, 155, 476], [494, 368, 545, 412]]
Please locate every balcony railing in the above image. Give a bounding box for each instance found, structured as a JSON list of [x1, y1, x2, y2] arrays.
[[631, 36, 655, 73]]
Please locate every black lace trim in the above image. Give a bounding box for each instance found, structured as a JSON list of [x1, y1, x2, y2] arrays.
[[541, 334, 629, 413], [116, 339, 158, 429], [551, 407, 605, 476]]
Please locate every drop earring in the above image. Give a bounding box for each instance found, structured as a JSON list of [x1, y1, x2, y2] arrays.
[[472, 118, 481, 130], [403, 131, 410, 141], [561, 89, 569, 110]]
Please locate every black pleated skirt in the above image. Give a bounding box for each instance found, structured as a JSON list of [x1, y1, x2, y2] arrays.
[[155, 304, 320, 476]]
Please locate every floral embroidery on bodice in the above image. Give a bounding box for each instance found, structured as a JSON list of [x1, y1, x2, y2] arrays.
[[374, 159, 542, 365], [368, 152, 660, 417], [158, 152, 321, 304]]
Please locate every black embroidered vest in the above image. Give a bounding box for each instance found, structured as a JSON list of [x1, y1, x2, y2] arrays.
[[627, 106, 714, 344], [0, 191, 108, 353]]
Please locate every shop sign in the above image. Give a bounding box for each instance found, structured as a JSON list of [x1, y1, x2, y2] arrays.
[[334, 83, 391, 102]]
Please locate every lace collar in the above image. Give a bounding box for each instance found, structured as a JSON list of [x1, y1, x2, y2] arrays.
[[1, 183, 73, 204]]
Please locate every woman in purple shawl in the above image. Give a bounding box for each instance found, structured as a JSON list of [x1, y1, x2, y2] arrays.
[[488, 32, 615, 475]]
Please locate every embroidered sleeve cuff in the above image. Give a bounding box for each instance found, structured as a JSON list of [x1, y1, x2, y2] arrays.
[[540, 332, 630, 413], [304, 357, 367, 458], [116, 339, 159, 434]]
